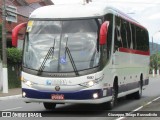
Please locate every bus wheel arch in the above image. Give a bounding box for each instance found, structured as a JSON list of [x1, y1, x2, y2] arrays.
[[105, 76, 118, 110], [134, 74, 143, 99]]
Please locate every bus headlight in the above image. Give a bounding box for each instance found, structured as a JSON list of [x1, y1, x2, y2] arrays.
[[79, 76, 103, 87], [23, 80, 33, 87], [80, 81, 95, 87]]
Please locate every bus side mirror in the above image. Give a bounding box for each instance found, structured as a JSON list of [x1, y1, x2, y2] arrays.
[[12, 22, 27, 47], [99, 21, 109, 45]]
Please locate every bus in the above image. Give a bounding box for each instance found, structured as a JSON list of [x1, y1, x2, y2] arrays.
[[12, 3, 150, 110]]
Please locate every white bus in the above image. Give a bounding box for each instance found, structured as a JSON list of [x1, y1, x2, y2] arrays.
[[12, 3, 150, 110]]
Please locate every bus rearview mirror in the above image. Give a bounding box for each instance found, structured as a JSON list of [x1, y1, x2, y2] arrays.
[[99, 21, 109, 45], [12, 22, 27, 47]]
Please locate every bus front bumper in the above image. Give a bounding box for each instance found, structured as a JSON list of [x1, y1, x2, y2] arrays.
[[22, 88, 112, 104]]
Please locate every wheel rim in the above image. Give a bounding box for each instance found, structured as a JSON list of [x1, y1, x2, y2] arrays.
[[111, 88, 116, 106], [139, 84, 142, 96]]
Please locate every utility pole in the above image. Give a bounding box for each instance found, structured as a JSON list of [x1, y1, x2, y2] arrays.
[[2, 0, 8, 93]]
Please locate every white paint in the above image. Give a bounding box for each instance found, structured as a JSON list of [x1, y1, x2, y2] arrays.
[[152, 69, 155, 77], [152, 96, 160, 102], [116, 117, 125, 120], [2, 68, 8, 93], [2, 107, 22, 111], [132, 106, 143, 112], [30, 4, 105, 19], [146, 101, 152, 105]]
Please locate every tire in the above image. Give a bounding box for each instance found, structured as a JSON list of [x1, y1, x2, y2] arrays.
[[105, 84, 118, 110], [134, 81, 142, 99], [43, 102, 56, 110]]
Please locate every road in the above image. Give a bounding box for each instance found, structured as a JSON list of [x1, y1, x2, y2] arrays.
[[0, 76, 160, 120]]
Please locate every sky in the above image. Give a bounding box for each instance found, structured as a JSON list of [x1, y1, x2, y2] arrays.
[[51, 0, 160, 43]]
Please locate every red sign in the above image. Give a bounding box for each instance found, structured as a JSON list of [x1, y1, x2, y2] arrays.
[[51, 94, 64, 100]]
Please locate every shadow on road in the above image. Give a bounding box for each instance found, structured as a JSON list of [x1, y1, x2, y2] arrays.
[[39, 97, 138, 117]]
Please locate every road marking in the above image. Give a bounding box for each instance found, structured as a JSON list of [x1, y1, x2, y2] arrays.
[[152, 96, 160, 102], [116, 117, 125, 120], [116, 96, 160, 120], [132, 106, 143, 112], [2, 107, 22, 111], [146, 101, 152, 105]]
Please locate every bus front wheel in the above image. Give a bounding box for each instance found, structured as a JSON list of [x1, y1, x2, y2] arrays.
[[43, 102, 56, 110], [104, 82, 118, 110]]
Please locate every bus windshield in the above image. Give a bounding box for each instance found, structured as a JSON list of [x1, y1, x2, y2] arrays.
[[23, 19, 100, 73]]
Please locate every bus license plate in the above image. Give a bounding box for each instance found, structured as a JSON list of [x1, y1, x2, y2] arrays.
[[51, 94, 64, 100]]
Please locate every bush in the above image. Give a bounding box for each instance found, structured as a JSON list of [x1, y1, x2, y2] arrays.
[[7, 47, 22, 64], [7, 48, 22, 88]]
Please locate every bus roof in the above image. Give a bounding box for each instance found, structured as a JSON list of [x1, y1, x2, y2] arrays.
[[29, 3, 146, 29]]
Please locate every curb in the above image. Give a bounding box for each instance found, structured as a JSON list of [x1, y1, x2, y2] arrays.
[[0, 94, 21, 101]]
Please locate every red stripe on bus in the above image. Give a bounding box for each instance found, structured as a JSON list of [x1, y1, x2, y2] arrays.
[[119, 47, 150, 56]]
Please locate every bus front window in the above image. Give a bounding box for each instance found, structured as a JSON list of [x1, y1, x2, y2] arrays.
[[23, 19, 100, 73]]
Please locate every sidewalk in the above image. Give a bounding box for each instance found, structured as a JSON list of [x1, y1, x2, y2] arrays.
[[0, 88, 21, 97], [149, 74, 160, 78]]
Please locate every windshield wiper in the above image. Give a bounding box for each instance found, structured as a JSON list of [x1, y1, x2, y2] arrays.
[[65, 37, 79, 76], [37, 39, 55, 75]]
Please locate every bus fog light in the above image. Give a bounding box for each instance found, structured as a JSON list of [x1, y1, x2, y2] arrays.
[[22, 92, 26, 97], [93, 93, 98, 99]]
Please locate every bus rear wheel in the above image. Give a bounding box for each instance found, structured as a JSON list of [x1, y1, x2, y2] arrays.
[[134, 81, 142, 99], [43, 102, 56, 110]]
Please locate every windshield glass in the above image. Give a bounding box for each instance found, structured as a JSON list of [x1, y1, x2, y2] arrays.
[[23, 19, 100, 73]]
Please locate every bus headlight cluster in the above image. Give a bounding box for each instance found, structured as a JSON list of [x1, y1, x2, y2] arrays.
[[23, 80, 33, 87], [79, 76, 103, 87], [80, 80, 96, 87]]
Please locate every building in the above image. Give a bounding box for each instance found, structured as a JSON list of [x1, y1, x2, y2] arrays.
[[0, 0, 53, 47]]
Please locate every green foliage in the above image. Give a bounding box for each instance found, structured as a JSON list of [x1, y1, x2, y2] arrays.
[[150, 53, 160, 71], [7, 47, 22, 64], [7, 47, 22, 88]]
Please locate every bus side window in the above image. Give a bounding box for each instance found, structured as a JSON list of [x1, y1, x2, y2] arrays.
[[136, 26, 149, 51], [114, 17, 123, 52], [132, 24, 137, 50], [126, 22, 132, 49], [121, 20, 128, 48], [136, 27, 141, 50], [104, 14, 113, 60]]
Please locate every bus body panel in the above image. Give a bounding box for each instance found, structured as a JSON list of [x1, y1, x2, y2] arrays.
[[17, 3, 149, 106]]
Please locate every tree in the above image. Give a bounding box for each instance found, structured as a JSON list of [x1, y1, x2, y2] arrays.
[[150, 53, 160, 73]]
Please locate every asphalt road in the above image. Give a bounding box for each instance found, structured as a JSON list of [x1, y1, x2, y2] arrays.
[[0, 76, 160, 120]]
